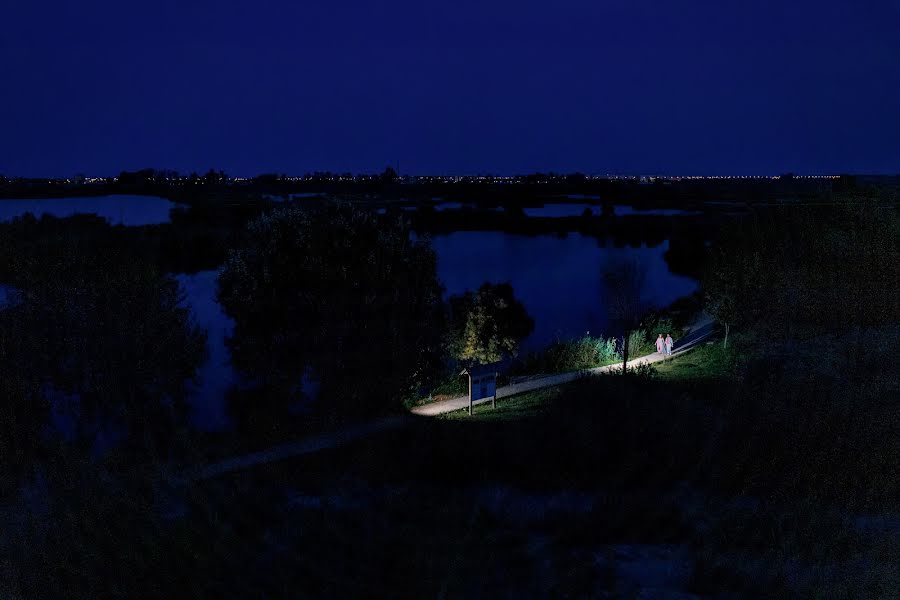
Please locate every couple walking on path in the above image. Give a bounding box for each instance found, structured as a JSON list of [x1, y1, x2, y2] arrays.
[[656, 333, 674, 357]]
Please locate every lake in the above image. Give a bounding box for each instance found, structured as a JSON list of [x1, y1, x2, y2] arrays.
[[1, 198, 699, 428], [0, 195, 181, 225], [430, 232, 698, 349], [177, 271, 238, 431], [178, 231, 698, 428], [522, 203, 701, 217], [0, 284, 16, 309], [523, 203, 599, 217]]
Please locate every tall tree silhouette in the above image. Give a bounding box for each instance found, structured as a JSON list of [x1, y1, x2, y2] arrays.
[[217, 204, 444, 417], [603, 258, 647, 374]]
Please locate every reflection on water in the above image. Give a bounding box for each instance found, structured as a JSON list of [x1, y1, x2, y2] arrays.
[[523, 203, 600, 217], [522, 203, 700, 218], [176, 271, 237, 431], [177, 232, 698, 429], [0, 284, 16, 309], [434, 202, 503, 212], [431, 232, 698, 350], [4, 204, 700, 434], [614, 205, 701, 217], [0, 195, 180, 225]]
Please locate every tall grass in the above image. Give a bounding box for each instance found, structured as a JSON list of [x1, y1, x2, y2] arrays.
[[512, 335, 620, 375]]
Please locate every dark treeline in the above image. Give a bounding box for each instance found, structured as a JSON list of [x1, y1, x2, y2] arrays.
[[0, 210, 249, 276], [3, 167, 883, 207], [701, 199, 900, 506], [217, 204, 446, 425], [166, 198, 719, 279], [0, 203, 509, 461], [0, 215, 208, 492]]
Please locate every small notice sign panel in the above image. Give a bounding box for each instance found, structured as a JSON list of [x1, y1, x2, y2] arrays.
[[470, 374, 497, 402], [460, 362, 501, 415]]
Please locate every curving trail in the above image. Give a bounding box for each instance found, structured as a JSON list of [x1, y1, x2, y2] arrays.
[[412, 318, 715, 417], [183, 318, 714, 482]]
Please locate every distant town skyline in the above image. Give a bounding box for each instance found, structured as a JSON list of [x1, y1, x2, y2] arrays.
[[2, 170, 852, 182], [3, 0, 899, 177]]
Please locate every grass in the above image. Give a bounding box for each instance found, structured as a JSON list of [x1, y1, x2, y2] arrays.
[[653, 340, 735, 381], [421, 317, 693, 408], [10, 332, 897, 598], [441, 343, 735, 423], [510, 335, 621, 377], [403, 336, 899, 595], [439, 386, 561, 420]]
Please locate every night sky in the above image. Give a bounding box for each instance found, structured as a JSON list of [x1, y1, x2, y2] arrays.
[[3, 0, 899, 177]]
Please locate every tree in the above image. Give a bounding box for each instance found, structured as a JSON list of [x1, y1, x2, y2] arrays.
[[0, 215, 207, 461], [449, 282, 534, 364], [380, 166, 398, 182], [703, 199, 900, 345], [0, 359, 45, 495], [217, 204, 445, 416], [202, 168, 228, 185], [704, 245, 740, 348], [603, 259, 647, 374]]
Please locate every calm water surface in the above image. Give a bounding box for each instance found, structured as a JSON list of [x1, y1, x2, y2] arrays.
[[178, 231, 698, 428], [0, 284, 16, 309], [523, 203, 700, 217], [176, 271, 237, 431], [3, 200, 701, 433], [431, 232, 697, 350], [523, 203, 599, 217], [0, 195, 180, 225]]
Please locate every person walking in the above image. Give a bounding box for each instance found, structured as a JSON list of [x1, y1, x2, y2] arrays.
[[665, 333, 674, 356], [655, 334, 665, 355]]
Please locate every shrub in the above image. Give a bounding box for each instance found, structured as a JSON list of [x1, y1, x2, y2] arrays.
[[512, 335, 621, 375], [217, 204, 445, 417], [449, 282, 534, 364], [593, 336, 619, 364], [645, 316, 675, 338], [627, 328, 651, 357]]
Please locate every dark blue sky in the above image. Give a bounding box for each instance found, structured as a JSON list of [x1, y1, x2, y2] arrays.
[[3, 0, 899, 177]]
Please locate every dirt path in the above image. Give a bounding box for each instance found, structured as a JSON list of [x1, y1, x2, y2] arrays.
[[177, 415, 413, 483], [184, 318, 715, 481], [411, 318, 715, 417]]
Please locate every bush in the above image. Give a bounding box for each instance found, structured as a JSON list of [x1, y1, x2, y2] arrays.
[[603, 361, 657, 380], [704, 200, 900, 341], [449, 282, 534, 364], [423, 372, 468, 401], [644, 316, 675, 338], [627, 328, 651, 357], [217, 204, 445, 417], [512, 335, 621, 375], [593, 336, 620, 364]]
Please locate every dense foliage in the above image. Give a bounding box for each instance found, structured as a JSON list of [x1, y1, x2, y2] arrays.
[[217, 204, 445, 416], [0, 215, 206, 472], [448, 282, 534, 364], [513, 335, 620, 375], [602, 258, 649, 371], [705, 200, 900, 340], [693, 200, 900, 593]]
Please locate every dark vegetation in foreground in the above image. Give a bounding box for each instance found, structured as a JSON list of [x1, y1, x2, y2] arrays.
[[0, 195, 897, 597], [6, 341, 898, 598]]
